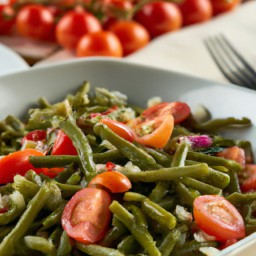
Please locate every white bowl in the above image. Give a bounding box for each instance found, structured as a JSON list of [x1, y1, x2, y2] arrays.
[[0, 58, 255, 255]]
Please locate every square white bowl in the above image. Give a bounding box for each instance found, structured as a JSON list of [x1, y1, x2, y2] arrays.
[[0, 58, 255, 255]]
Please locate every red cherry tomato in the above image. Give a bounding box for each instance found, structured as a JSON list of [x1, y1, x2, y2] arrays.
[[219, 239, 238, 250], [16, 4, 55, 41], [193, 195, 245, 240], [0, 148, 47, 184], [103, 0, 133, 16], [240, 164, 256, 192], [100, 118, 134, 142], [76, 31, 123, 57], [89, 170, 132, 193], [177, 0, 212, 26], [216, 146, 245, 167], [21, 130, 47, 145], [42, 167, 65, 178], [109, 20, 150, 56], [61, 187, 112, 243], [56, 9, 102, 49], [51, 130, 78, 156], [135, 1, 182, 38], [0, 4, 15, 35], [210, 0, 240, 16]]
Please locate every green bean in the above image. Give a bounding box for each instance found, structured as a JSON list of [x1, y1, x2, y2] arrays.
[[125, 204, 148, 228], [94, 123, 158, 169], [120, 163, 209, 182], [227, 192, 256, 206], [0, 226, 14, 242], [158, 196, 176, 211], [66, 171, 82, 185], [56, 231, 72, 256], [180, 177, 222, 195], [100, 216, 128, 247], [49, 226, 63, 247], [0, 183, 14, 195], [212, 166, 229, 173], [159, 228, 181, 256], [0, 181, 52, 256], [41, 202, 66, 231], [171, 142, 189, 167], [245, 224, 256, 235], [117, 235, 140, 255], [76, 243, 124, 256], [24, 236, 56, 256], [176, 182, 200, 206], [93, 149, 123, 163], [187, 151, 242, 172], [225, 169, 241, 193], [25, 170, 43, 186], [123, 192, 147, 202], [60, 116, 95, 174], [149, 182, 169, 203], [55, 182, 81, 198], [109, 200, 161, 256]]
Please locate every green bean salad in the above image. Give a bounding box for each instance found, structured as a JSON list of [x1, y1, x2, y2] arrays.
[[0, 82, 255, 256]]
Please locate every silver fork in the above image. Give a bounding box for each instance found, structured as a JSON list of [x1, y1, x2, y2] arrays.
[[204, 34, 256, 90]]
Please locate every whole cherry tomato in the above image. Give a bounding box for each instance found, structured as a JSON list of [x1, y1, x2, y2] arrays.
[[134, 1, 182, 38], [0, 4, 15, 35], [76, 31, 123, 57], [210, 0, 240, 15], [109, 20, 150, 56], [16, 4, 55, 41], [177, 0, 212, 26], [56, 9, 102, 49]]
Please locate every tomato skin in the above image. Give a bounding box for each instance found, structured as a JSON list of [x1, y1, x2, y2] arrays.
[[56, 9, 102, 49], [193, 195, 245, 240], [109, 20, 150, 56], [61, 187, 112, 243], [210, 0, 240, 15], [51, 130, 78, 156], [0, 148, 47, 184], [135, 2, 182, 38], [177, 0, 212, 26], [21, 130, 47, 145], [216, 146, 245, 167], [100, 118, 134, 142], [0, 5, 15, 35], [240, 164, 256, 192], [16, 5, 55, 41], [89, 170, 132, 193], [76, 31, 123, 57]]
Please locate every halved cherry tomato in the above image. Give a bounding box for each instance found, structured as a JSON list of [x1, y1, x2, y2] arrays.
[[61, 187, 112, 243], [56, 9, 102, 49], [240, 164, 256, 192], [100, 118, 134, 142], [51, 130, 78, 156], [42, 167, 65, 178], [193, 195, 245, 240], [109, 20, 150, 56], [89, 169, 132, 193], [134, 1, 182, 38], [0, 148, 47, 184], [0, 4, 15, 35], [76, 31, 123, 57], [16, 4, 55, 41], [177, 0, 212, 26], [21, 129, 47, 145], [216, 146, 245, 167], [210, 0, 240, 16], [219, 239, 238, 250]]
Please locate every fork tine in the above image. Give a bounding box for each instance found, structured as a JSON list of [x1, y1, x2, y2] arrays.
[[204, 37, 252, 88]]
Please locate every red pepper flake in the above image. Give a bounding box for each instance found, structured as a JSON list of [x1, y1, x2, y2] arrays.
[[106, 162, 116, 172]]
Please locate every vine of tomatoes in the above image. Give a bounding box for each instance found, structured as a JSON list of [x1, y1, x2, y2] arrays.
[[0, 0, 241, 58]]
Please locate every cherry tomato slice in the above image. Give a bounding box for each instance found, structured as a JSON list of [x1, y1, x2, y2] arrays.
[[51, 130, 78, 156], [216, 146, 245, 167], [100, 118, 134, 142], [89, 170, 132, 193], [0, 148, 47, 184], [210, 0, 240, 16], [42, 167, 65, 178], [193, 195, 245, 240], [21, 130, 46, 145], [240, 164, 256, 192], [61, 187, 112, 243]]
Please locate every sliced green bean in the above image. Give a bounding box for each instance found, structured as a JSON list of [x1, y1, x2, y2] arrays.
[[93, 149, 123, 163], [227, 192, 256, 206], [187, 151, 242, 172], [149, 182, 169, 203], [176, 182, 200, 206], [66, 171, 81, 185], [94, 123, 157, 169], [120, 164, 209, 182], [225, 169, 241, 193], [55, 182, 81, 198], [0, 181, 52, 256], [60, 116, 95, 174], [158, 196, 176, 211], [171, 142, 189, 167], [76, 243, 124, 256], [123, 192, 147, 202], [56, 231, 72, 256], [109, 200, 161, 256], [180, 177, 222, 195], [117, 235, 140, 255], [49, 226, 63, 247], [125, 204, 148, 228], [24, 236, 56, 256]]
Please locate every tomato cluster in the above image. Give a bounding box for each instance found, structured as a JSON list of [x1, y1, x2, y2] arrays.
[[1, 0, 241, 57]]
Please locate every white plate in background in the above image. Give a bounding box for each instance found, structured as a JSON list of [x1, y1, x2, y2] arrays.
[[0, 44, 29, 76], [0, 58, 255, 256]]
